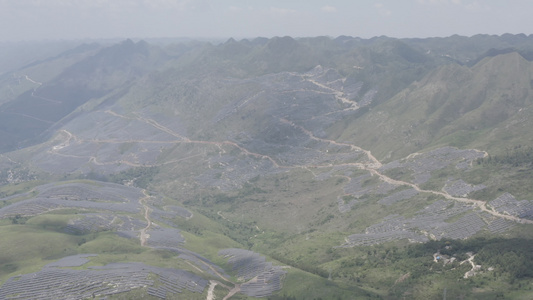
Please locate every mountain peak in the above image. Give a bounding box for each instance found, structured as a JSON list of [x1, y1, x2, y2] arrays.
[[224, 37, 237, 44], [266, 36, 298, 53], [473, 50, 528, 73]]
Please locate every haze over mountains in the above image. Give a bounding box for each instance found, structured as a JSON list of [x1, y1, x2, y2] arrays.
[[1, 34, 533, 299]]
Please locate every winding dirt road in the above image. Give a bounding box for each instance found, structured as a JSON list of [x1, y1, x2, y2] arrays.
[[304, 77, 359, 110], [139, 190, 152, 247], [49, 107, 533, 226], [137, 190, 240, 300], [279, 117, 533, 224], [207, 280, 217, 300], [46, 106, 533, 230]]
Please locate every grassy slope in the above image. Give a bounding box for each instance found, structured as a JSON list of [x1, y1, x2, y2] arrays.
[[334, 52, 533, 163]]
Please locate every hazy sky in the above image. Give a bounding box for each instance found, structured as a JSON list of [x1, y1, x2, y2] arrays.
[[1, 0, 532, 41]]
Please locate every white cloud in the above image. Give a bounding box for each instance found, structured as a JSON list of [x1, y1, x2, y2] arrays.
[[464, 1, 488, 11], [374, 3, 392, 16], [321, 5, 337, 13], [417, 0, 450, 4], [416, 0, 489, 11], [0, 0, 207, 11], [229, 6, 243, 12], [269, 7, 297, 15]]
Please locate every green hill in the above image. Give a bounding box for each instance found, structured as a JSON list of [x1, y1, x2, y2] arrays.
[[336, 51, 533, 161]]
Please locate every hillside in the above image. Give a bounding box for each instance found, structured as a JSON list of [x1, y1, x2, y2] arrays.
[[338, 51, 533, 161], [1, 35, 533, 299]]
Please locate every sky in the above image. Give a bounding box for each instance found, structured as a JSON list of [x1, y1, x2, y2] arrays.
[[0, 0, 532, 41]]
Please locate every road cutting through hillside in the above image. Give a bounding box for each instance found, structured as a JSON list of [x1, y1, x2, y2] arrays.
[[23, 75, 62, 104], [279, 117, 382, 168], [279, 117, 533, 225], [222, 284, 241, 300], [302, 75, 359, 110], [364, 167, 533, 224], [139, 190, 152, 247], [48, 108, 533, 226], [461, 252, 479, 278], [101, 110, 283, 168], [4, 111, 55, 124], [207, 281, 217, 300], [138, 190, 239, 300], [136, 198, 264, 300], [24, 75, 42, 86], [130, 112, 283, 168]]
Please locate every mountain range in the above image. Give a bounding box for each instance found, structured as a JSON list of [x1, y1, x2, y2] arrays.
[[1, 34, 533, 299]]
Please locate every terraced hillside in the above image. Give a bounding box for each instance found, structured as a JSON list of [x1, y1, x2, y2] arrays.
[[1, 35, 533, 299]]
